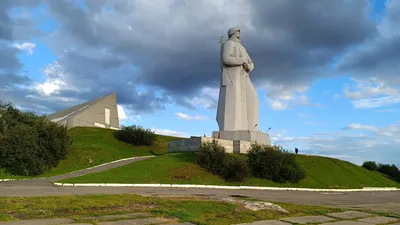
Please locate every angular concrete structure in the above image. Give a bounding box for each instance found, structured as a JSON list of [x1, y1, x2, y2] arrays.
[[46, 92, 119, 130]]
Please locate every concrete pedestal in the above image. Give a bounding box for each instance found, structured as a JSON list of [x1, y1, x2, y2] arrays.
[[211, 130, 271, 145]]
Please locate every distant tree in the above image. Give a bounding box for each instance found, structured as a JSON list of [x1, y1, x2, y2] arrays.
[[362, 161, 378, 171], [378, 164, 400, 181]]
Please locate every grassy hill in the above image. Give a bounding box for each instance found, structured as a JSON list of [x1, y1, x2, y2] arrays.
[[60, 152, 400, 189], [3, 126, 399, 189], [0, 127, 181, 178]]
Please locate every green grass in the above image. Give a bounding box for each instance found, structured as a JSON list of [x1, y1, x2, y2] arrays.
[[61, 153, 400, 189], [0, 169, 28, 180], [0, 194, 350, 225], [0, 127, 181, 178]]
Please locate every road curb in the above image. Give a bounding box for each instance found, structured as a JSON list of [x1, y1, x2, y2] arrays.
[[52, 183, 400, 192], [0, 179, 15, 182]]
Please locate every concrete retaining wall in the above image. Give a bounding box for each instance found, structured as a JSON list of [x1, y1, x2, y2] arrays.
[[168, 136, 253, 153]]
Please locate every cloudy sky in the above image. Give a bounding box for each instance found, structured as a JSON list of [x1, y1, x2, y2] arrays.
[[1, 0, 400, 166]]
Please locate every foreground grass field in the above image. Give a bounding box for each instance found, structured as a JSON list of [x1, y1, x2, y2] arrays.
[[0, 194, 350, 225], [61, 152, 400, 189], [0, 127, 181, 178]]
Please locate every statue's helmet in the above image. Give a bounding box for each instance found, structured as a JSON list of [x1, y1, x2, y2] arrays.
[[228, 27, 240, 37]]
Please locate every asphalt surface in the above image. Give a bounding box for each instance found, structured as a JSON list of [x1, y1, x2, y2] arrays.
[[1, 156, 399, 215]]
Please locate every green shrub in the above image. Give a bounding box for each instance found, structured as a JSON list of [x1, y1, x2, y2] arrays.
[[378, 164, 400, 182], [221, 154, 250, 182], [0, 102, 71, 176], [247, 144, 305, 183], [195, 140, 225, 175], [362, 161, 378, 171], [114, 125, 156, 146], [195, 140, 250, 182]]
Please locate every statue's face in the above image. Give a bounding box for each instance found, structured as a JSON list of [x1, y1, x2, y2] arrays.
[[235, 30, 240, 39]]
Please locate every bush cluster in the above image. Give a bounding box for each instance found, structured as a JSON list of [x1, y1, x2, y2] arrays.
[[195, 140, 305, 183], [114, 125, 156, 146], [0, 102, 72, 176], [362, 160, 400, 182], [195, 140, 250, 182], [248, 144, 306, 183], [362, 161, 379, 171]]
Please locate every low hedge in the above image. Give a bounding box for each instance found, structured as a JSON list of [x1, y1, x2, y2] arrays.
[[248, 144, 305, 183], [114, 125, 156, 146], [195, 140, 305, 183], [195, 140, 249, 182]]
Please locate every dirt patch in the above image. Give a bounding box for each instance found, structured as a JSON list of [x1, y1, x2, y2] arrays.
[[8, 213, 25, 220], [170, 164, 204, 180], [172, 175, 190, 180], [230, 195, 250, 199], [220, 197, 289, 214]]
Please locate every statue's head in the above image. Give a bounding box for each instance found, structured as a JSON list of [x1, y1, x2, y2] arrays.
[[228, 27, 240, 39]]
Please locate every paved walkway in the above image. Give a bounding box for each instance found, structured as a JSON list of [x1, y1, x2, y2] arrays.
[[0, 211, 399, 225]]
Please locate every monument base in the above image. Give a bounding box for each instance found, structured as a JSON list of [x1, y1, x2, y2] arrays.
[[168, 136, 257, 154], [211, 130, 271, 145]]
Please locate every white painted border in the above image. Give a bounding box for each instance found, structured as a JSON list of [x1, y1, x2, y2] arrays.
[[0, 179, 15, 182], [52, 183, 400, 192]]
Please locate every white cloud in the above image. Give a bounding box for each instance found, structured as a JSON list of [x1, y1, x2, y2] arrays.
[[264, 84, 321, 110], [34, 80, 63, 96], [151, 128, 188, 138], [13, 42, 36, 55], [344, 123, 379, 132], [117, 105, 127, 120], [32, 61, 80, 96], [267, 99, 289, 110], [189, 87, 219, 109], [343, 78, 400, 109], [175, 112, 207, 121], [351, 96, 400, 109]]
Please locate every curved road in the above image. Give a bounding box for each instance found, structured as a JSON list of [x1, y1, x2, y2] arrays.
[[1, 156, 399, 215]]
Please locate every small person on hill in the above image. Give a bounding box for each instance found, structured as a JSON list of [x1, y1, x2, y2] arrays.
[[295, 147, 299, 154]]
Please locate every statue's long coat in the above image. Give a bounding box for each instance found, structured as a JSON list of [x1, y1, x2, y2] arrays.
[[216, 38, 259, 131]]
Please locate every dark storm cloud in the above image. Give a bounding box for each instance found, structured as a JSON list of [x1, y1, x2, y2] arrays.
[[246, 0, 377, 86], [36, 0, 378, 113], [250, 0, 376, 49], [0, 0, 43, 111], [1, 0, 383, 115], [0, 0, 43, 41], [0, 43, 22, 71], [0, 73, 31, 87], [337, 1, 400, 85]]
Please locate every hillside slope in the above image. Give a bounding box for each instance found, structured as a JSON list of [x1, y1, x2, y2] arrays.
[[42, 127, 181, 177], [0, 127, 181, 178], [60, 152, 400, 189]]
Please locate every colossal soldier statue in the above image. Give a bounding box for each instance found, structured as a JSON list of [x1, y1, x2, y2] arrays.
[[212, 27, 270, 145]]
